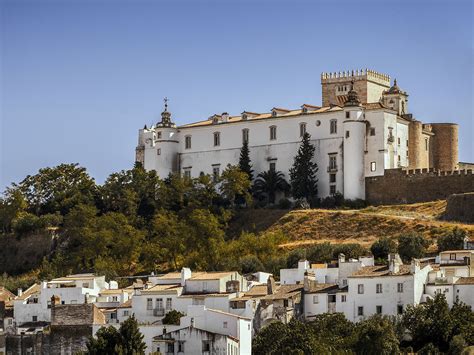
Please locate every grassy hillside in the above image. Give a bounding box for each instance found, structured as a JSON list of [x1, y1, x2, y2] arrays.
[[229, 200, 473, 251]]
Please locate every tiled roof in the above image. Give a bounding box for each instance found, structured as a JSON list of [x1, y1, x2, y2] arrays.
[[153, 272, 182, 280], [305, 283, 339, 294], [118, 299, 132, 308], [189, 271, 237, 281], [140, 284, 182, 294], [99, 289, 134, 295], [348, 265, 412, 278], [456, 277, 474, 285], [15, 284, 41, 301], [0, 287, 15, 305]]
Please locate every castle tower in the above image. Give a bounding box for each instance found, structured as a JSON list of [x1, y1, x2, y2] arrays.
[[321, 69, 391, 106], [343, 82, 366, 200], [154, 98, 179, 178], [408, 120, 424, 169], [382, 79, 409, 116], [430, 123, 459, 171]]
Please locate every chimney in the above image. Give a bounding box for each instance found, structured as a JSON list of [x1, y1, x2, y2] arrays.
[[181, 267, 191, 287], [17, 288, 23, 297], [303, 272, 316, 292], [221, 112, 229, 122], [338, 253, 346, 264], [388, 254, 402, 273], [267, 276, 276, 295]]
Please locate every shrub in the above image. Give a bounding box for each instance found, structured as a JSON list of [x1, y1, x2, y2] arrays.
[[239, 255, 264, 274], [162, 310, 184, 325], [437, 227, 466, 252], [371, 237, 397, 260], [397, 233, 431, 262]]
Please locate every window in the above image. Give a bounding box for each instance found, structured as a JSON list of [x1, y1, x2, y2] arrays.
[[223, 321, 228, 328], [185, 135, 192, 149], [376, 305, 382, 314], [341, 295, 347, 302], [146, 298, 153, 310], [123, 310, 129, 316], [83, 282, 89, 288], [329, 154, 337, 171], [345, 112, 350, 119], [110, 312, 117, 319], [398, 155, 401, 162], [450, 253, 456, 260], [269, 162, 276, 172], [32, 316, 38, 322], [329, 173, 336, 183], [345, 130, 350, 138], [270, 126, 277, 140], [357, 306, 364, 316], [7, 318, 12, 325], [283, 299, 289, 307], [178, 342, 184, 353], [47, 300, 51, 309], [112, 296, 118, 302], [370, 161, 376, 172], [213, 132, 220, 146], [157, 148, 161, 155], [376, 283, 382, 294], [166, 298, 172, 310], [397, 305, 403, 314], [167, 343, 175, 353], [212, 166, 220, 182], [156, 298, 163, 310], [370, 127, 376, 136], [300, 123, 307, 137], [157, 131, 162, 139], [242, 128, 249, 144], [397, 283, 403, 293], [406, 150, 409, 157], [313, 295, 319, 304], [358, 284, 364, 294], [330, 185, 336, 195], [202, 341, 211, 352], [397, 137, 401, 146], [183, 169, 191, 179], [330, 119, 337, 134], [316, 120, 321, 127]]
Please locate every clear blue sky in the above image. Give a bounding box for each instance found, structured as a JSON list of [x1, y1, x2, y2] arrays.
[[1, 0, 473, 189]]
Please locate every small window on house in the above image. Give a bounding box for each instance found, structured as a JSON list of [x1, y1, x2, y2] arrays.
[[223, 321, 228, 328], [166, 298, 172, 310], [212, 166, 220, 182], [397, 283, 404, 293], [157, 131, 162, 139], [341, 295, 347, 302], [315, 120, 321, 127], [112, 296, 118, 302], [146, 298, 153, 310], [124, 310, 129, 316], [358, 284, 364, 294], [185, 135, 192, 149], [406, 139, 409, 146], [269, 162, 276, 172], [300, 123, 307, 137], [357, 306, 364, 316], [272, 110, 277, 117], [398, 155, 401, 162], [167, 343, 175, 353], [370, 161, 376, 172], [345, 130, 350, 138], [329, 173, 336, 183], [7, 319, 12, 325], [110, 312, 117, 319], [183, 169, 191, 179], [157, 148, 161, 155], [330, 185, 336, 195], [270, 126, 277, 140], [397, 137, 401, 146], [242, 128, 249, 144], [406, 150, 409, 157], [213, 132, 220, 146], [376, 284, 382, 294], [450, 253, 456, 260], [345, 112, 350, 119], [83, 282, 89, 288], [47, 300, 51, 309], [178, 342, 184, 353], [425, 138, 429, 151], [313, 295, 319, 304], [156, 298, 163, 310], [32, 316, 38, 322], [370, 128, 376, 136], [330, 119, 337, 134], [376, 305, 382, 314], [329, 154, 337, 171], [397, 305, 403, 314], [202, 341, 211, 352]]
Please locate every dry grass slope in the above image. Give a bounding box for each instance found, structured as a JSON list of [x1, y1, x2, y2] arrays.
[[229, 200, 473, 251]]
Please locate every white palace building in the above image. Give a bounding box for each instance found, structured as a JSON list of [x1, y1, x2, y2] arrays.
[[136, 69, 458, 200]]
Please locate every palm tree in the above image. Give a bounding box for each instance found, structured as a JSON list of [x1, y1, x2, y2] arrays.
[[253, 170, 290, 204]]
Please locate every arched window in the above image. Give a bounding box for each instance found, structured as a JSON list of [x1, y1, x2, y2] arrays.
[[185, 135, 192, 149], [242, 129, 249, 144], [269, 126, 277, 140]]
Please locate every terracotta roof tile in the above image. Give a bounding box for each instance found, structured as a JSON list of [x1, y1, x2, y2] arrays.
[[349, 265, 412, 278]]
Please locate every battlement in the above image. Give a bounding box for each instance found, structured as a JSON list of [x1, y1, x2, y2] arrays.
[[366, 168, 474, 205], [321, 68, 390, 85]]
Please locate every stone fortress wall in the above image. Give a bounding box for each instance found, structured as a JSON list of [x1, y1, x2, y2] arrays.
[[365, 168, 474, 205]]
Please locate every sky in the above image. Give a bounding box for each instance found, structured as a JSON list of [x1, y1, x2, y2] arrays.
[[1, 0, 473, 189]]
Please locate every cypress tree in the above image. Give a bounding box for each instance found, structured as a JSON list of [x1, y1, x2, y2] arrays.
[[238, 140, 253, 181], [289, 132, 318, 202]]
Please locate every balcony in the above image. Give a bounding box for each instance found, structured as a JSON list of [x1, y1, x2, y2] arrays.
[[153, 308, 165, 317], [327, 165, 338, 173]]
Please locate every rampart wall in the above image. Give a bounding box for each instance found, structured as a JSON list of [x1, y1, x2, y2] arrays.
[[365, 168, 474, 205]]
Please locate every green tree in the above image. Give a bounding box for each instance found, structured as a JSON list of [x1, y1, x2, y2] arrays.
[[307, 242, 334, 263], [253, 170, 290, 205], [87, 315, 146, 354], [308, 313, 355, 351], [162, 310, 184, 325], [14, 163, 97, 216], [220, 165, 252, 207], [289, 133, 318, 204], [397, 233, 431, 262], [238, 140, 253, 181], [0, 188, 27, 233], [437, 227, 467, 252], [353, 314, 400, 354], [371, 237, 397, 260]]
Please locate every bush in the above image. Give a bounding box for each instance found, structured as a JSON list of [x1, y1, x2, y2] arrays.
[[162, 310, 184, 325], [286, 248, 307, 268], [371, 237, 397, 260], [343, 198, 367, 209], [239, 255, 264, 274], [333, 243, 368, 260], [437, 227, 466, 252], [397, 233, 431, 262], [278, 198, 292, 209]]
